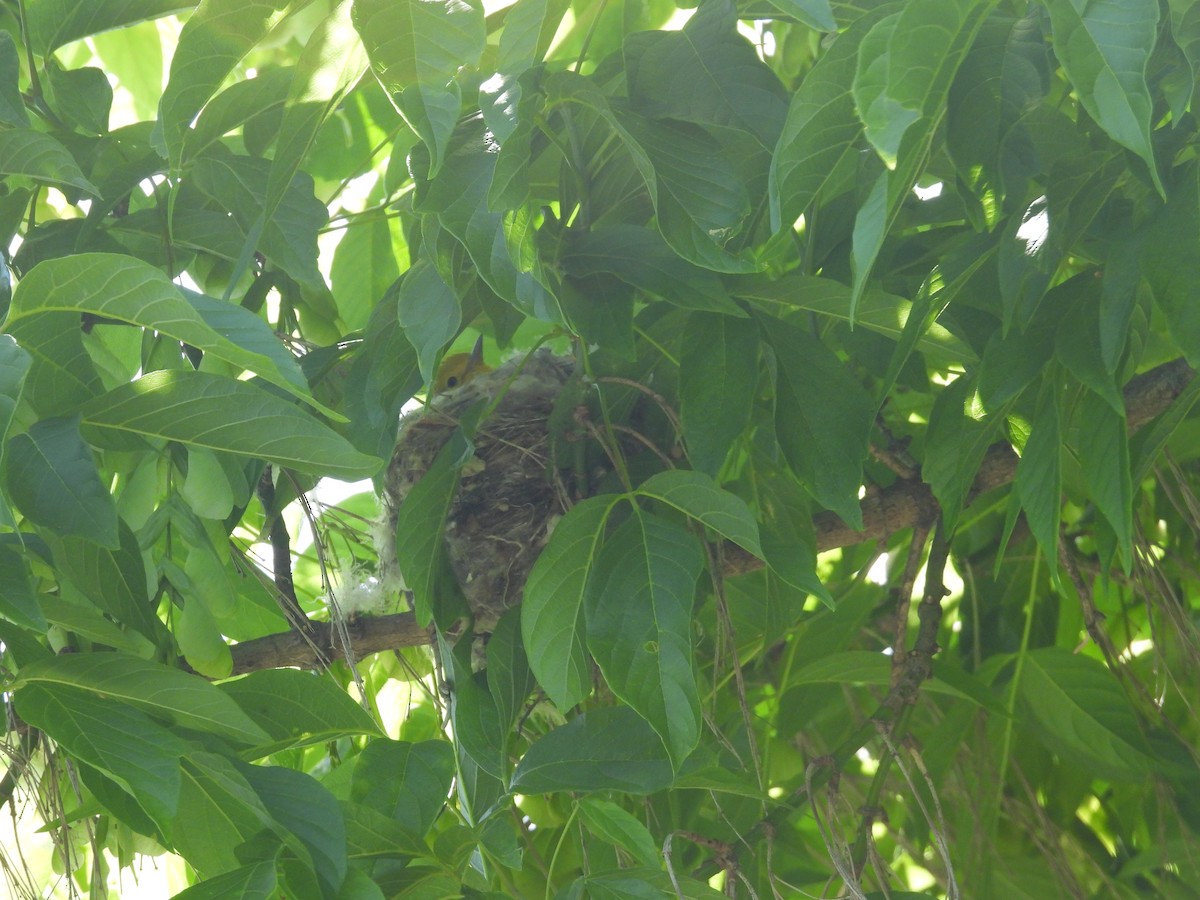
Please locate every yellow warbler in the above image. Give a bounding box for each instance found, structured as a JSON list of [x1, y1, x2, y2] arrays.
[[434, 335, 492, 392]]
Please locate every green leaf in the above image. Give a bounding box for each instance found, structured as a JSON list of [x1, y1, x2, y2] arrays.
[[1044, 0, 1162, 195], [77, 370, 382, 480], [4, 309, 103, 416], [848, 0, 993, 317], [624, 0, 788, 151], [585, 510, 704, 769], [0, 31, 30, 128], [763, 315, 874, 529], [239, 763, 347, 898], [183, 66, 294, 163], [1019, 648, 1153, 780], [341, 800, 431, 860], [51, 520, 163, 641], [14, 683, 184, 831], [0, 543, 43, 630], [923, 376, 1002, 531], [38, 593, 154, 655], [438, 630, 506, 779], [25, 0, 184, 54], [8, 254, 325, 415], [562, 227, 743, 316], [331, 214, 401, 332], [1016, 379, 1062, 568], [397, 259, 461, 384], [6, 415, 119, 546], [43, 61, 113, 136], [153, 0, 283, 163], [497, 0, 569, 75], [769, 5, 883, 229], [176, 588, 233, 679], [636, 470, 762, 558], [1143, 162, 1200, 366], [221, 670, 381, 757], [0, 334, 32, 449], [763, 0, 834, 31], [353, 0, 485, 172], [173, 751, 281, 874], [189, 149, 327, 288], [578, 798, 659, 868], [1077, 388, 1132, 567], [392, 432, 463, 624], [512, 707, 675, 794], [486, 607, 534, 737], [735, 275, 972, 360], [0, 128, 98, 195], [16, 651, 272, 745], [679, 313, 758, 474], [522, 495, 616, 710], [350, 739, 455, 838], [170, 862, 278, 900]]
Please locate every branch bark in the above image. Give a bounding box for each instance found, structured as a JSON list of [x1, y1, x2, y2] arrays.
[[227, 357, 1195, 675]]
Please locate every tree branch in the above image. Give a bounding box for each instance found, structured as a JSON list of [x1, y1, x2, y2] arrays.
[[226, 357, 1194, 675]]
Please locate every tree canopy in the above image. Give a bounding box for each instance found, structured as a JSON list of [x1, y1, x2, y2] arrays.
[[1, 0, 1199, 897]]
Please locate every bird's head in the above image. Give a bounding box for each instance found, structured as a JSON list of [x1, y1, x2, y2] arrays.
[[434, 335, 492, 393]]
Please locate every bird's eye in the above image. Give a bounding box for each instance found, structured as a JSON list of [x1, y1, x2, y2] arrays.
[[447, 376, 459, 387]]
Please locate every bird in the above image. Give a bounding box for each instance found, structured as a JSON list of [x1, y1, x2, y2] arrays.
[[434, 335, 492, 393]]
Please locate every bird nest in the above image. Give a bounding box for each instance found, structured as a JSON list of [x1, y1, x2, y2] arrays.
[[378, 349, 578, 631]]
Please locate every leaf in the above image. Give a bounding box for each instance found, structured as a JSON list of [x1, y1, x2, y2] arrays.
[[522, 495, 616, 710], [0, 334, 32, 451], [679, 313, 758, 474], [585, 510, 704, 769], [735, 275, 972, 360], [848, 0, 993, 317], [923, 377, 1002, 532], [221, 670, 381, 757], [189, 149, 327, 288], [51, 520, 163, 641], [77, 370, 382, 480], [0, 544, 43, 630], [486, 607, 534, 737], [511, 707, 675, 794], [1019, 648, 1153, 780], [0, 128, 98, 195], [562, 226, 743, 316], [170, 862, 278, 900], [14, 683, 185, 831], [25, 0, 184, 54], [331, 214, 401, 332], [8, 254, 323, 414], [4, 309, 103, 416], [438, 630, 506, 779], [353, 0, 485, 173], [1077, 388, 1132, 567], [1142, 162, 1200, 366], [183, 67, 295, 163], [763, 315, 874, 529], [350, 739, 455, 838], [44, 62, 113, 136], [769, 5, 884, 229], [763, 0, 835, 31], [1044, 0, 1162, 195], [239, 764, 347, 898], [176, 589, 233, 679], [38, 594, 154, 655], [497, 0, 569, 75], [341, 801, 431, 860], [397, 259, 461, 384], [392, 433, 463, 625], [624, 0, 788, 151], [1015, 379, 1062, 568], [173, 751, 281, 874], [0, 31, 30, 127], [15, 651, 272, 745], [578, 798, 659, 868], [636, 470, 762, 558], [6, 416, 119, 547], [153, 0, 283, 163]]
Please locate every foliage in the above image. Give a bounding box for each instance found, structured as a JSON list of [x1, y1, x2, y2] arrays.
[[0, 0, 1198, 897]]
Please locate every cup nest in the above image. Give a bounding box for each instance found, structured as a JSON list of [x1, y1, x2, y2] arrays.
[[378, 349, 578, 630]]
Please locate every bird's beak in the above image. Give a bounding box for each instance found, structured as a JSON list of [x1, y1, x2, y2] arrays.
[[467, 334, 486, 375]]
